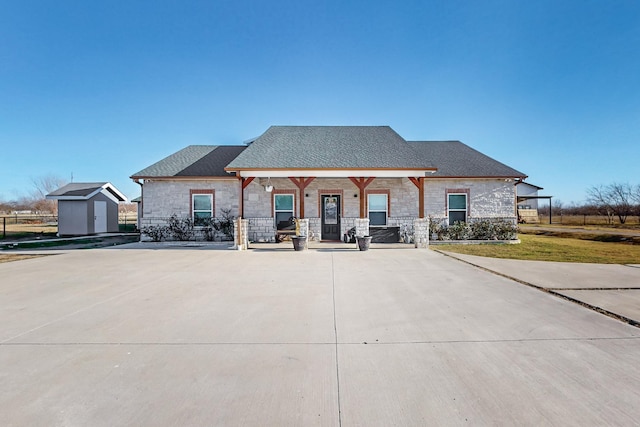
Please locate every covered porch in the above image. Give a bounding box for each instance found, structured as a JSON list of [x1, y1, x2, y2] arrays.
[[233, 170, 434, 246]]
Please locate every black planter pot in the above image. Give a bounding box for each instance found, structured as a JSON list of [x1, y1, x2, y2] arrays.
[[291, 236, 307, 251], [356, 235, 372, 251]]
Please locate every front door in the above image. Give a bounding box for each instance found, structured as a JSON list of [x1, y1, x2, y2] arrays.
[[321, 195, 341, 241]]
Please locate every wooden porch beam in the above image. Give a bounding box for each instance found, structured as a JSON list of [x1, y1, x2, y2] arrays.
[[288, 177, 316, 218], [348, 177, 375, 218], [241, 177, 255, 189]]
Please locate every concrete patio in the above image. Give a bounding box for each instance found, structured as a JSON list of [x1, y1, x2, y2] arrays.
[[1, 246, 639, 426]]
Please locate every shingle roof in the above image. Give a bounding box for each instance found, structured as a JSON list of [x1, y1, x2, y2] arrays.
[[131, 129, 527, 180], [225, 126, 432, 170], [409, 141, 527, 178], [131, 145, 246, 178], [46, 182, 127, 201]]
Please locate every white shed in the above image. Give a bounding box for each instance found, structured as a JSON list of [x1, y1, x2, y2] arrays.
[[46, 182, 127, 236]]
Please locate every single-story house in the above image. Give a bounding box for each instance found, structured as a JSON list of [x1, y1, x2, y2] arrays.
[[131, 126, 527, 243], [47, 182, 127, 236]]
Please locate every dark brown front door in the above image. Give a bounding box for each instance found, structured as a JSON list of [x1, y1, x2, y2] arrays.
[[322, 195, 341, 241]]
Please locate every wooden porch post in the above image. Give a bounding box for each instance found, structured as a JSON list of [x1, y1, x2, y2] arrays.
[[239, 177, 254, 218], [408, 177, 425, 219], [288, 177, 316, 218], [348, 177, 375, 218]]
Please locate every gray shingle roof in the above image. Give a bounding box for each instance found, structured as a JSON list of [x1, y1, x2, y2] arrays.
[[131, 145, 246, 178], [131, 129, 527, 180], [47, 182, 106, 197], [225, 126, 432, 170], [46, 182, 127, 201], [409, 141, 527, 178]]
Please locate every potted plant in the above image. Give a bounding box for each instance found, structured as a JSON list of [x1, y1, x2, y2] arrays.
[[291, 218, 307, 251], [356, 235, 372, 251], [291, 235, 307, 251]]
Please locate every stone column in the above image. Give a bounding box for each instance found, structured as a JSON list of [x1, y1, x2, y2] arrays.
[[355, 218, 370, 237], [296, 218, 309, 237], [413, 217, 429, 249], [233, 217, 249, 250]]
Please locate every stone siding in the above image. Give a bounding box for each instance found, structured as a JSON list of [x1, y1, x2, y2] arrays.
[[141, 177, 517, 242], [140, 179, 239, 228], [425, 179, 516, 222]]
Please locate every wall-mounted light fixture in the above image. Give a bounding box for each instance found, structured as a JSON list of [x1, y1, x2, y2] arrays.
[[265, 177, 273, 192]]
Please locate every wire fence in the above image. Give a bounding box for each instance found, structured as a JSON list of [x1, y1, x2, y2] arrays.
[[1, 214, 138, 239], [537, 214, 640, 226]]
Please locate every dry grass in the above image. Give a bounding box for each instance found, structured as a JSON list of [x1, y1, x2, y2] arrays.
[[0, 254, 49, 264], [434, 234, 640, 264], [3, 223, 58, 233]]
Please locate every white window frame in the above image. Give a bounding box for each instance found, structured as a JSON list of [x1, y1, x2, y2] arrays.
[[368, 193, 388, 226], [447, 193, 468, 224], [192, 193, 213, 226], [274, 193, 295, 229]]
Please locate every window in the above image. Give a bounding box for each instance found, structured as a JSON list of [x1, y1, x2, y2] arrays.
[[192, 193, 213, 226], [274, 194, 294, 230], [448, 193, 467, 224], [368, 193, 388, 226]]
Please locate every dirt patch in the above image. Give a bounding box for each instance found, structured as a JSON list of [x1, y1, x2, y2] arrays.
[[0, 254, 51, 263], [519, 227, 640, 245]]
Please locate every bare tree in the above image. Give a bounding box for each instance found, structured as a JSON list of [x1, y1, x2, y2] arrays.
[[30, 174, 68, 215], [587, 183, 635, 224]]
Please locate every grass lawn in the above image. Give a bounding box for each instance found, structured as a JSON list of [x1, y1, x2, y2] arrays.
[[434, 234, 640, 264]]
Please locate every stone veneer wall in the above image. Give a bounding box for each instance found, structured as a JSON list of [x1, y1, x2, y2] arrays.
[[247, 218, 277, 243], [140, 179, 239, 228], [141, 177, 517, 243], [425, 179, 516, 221]]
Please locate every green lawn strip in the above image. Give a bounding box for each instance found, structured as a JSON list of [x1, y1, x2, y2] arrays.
[[434, 234, 640, 264]]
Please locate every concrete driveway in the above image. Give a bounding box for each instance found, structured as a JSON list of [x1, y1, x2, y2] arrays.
[[1, 246, 639, 426]]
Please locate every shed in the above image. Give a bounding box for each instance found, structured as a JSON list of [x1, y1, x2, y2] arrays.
[[46, 182, 127, 236]]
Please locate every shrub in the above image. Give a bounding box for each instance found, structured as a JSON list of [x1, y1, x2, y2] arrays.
[[196, 209, 236, 241], [141, 225, 168, 242], [448, 221, 472, 240], [215, 208, 235, 241], [469, 219, 495, 240], [434, 218, 518, 241], [167, 214, 195, 241], [491, 219, 518, 240], [199, 218, 217, 241]]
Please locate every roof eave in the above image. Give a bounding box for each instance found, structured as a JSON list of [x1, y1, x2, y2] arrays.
[[225, 167, 438, 178], [131, 175, 238, 180]]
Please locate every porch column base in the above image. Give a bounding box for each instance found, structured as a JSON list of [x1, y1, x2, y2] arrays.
[[413, 217, 429, 249], [233, 217, 249, 250], [355, 218, 370, 237], [296, 218, 310, 237]]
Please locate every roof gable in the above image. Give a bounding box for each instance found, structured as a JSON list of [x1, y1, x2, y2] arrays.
[[226, 126, 432, 170]]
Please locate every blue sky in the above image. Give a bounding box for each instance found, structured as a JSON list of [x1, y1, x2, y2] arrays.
[[2, 0, 639, 205]]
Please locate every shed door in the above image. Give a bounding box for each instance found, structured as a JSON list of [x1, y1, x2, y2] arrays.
[[94, 201, 107, 233]]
